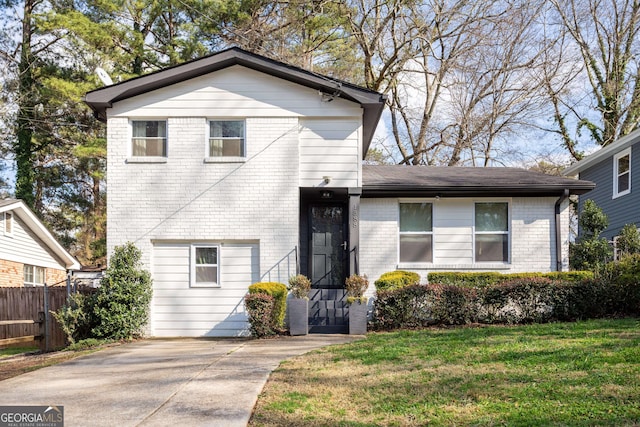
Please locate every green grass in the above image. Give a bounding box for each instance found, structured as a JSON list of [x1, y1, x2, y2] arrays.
[[0, 346, 38, 358], [250, 319, 640, 426]]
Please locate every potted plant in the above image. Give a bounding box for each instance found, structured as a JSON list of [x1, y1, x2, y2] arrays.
[[287, 274, 311, 335], [345, 274, 369, 335]]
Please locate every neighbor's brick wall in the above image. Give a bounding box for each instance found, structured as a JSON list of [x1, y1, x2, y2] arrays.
[[107, 116, 300, 280], [0, 259, 67, 287], [0, 259, 23, 287]]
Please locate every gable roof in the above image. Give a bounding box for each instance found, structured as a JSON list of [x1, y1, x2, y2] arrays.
[[0, 199, 80, 270], [84, 47, 387, 156], [563, 127, 640, 176], [363, 165, 595, 197]]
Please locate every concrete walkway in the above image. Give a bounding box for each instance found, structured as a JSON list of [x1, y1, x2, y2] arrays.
[[0, 335, 361, 426]]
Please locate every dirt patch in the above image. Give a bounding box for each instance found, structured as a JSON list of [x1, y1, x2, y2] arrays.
[[0, 351, 84, 381]]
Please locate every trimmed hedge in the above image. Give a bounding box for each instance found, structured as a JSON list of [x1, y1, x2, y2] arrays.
[[244, 293, 276, 337], [374, 270, 420, 291], [248, 282, 288, 330], [373, 267, 639, 330], [426, 271, 593, 288]]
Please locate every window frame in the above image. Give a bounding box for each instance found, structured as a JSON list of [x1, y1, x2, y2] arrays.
[[206, 119, 246, 161], [130, 119, 168, 158], [473, 201, 511, 264], [398, 201, 434, 264], [24, 265, 46, 287], [613, 147, 631, 199], [3, 212, 13, 237], [190, 244, 221, 288]]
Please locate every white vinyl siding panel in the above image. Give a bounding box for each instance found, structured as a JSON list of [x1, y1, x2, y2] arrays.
[[299, 119, 361, 187], [109, 66, 363, 119], [433, 200, 473, 264], [0, 214, 67, 270], [151, 242, 259, 337]]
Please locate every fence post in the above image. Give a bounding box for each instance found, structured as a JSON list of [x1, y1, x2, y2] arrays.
[[38, 311, 46, 352], [43, 284, 50, 352]]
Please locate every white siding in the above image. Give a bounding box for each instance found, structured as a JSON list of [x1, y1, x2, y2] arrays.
[[360, 197, 567, 289], [109, 66, 363, 119], [0, 214, 66, 271], [151, 242, 259, 337], [299, 119, 362, 187]]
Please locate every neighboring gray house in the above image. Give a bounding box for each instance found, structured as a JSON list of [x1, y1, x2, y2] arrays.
[[563, 128, 640, 241], [84, 47, 594, 336]]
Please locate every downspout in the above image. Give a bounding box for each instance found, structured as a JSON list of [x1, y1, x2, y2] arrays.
[[555, 189, 570, 271]]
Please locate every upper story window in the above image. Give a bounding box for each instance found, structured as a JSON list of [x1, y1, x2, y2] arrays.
[[190, 244, 220, 287], [613, 148, 631, 198], [132, 120, 167, 157], [3, 212, 12, 236], [24, 265, 45, 286], [399, 202, 433, 263], [474, 202, 509, 263], [208, 120, 245, 157]]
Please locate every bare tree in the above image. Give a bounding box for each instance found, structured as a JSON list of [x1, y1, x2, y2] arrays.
[[547, 0, 640, 158]]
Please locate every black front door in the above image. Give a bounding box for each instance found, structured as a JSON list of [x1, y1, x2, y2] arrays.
[[309, 204, 349, 333]]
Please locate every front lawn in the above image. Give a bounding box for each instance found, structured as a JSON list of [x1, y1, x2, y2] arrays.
[[250, 319, 640, 426]]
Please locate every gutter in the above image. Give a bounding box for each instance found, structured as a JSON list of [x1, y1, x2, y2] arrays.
[[555, 189, 570, 271]]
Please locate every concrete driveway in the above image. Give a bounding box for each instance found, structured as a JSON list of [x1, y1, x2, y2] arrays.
[[0, 335, 361, 426]]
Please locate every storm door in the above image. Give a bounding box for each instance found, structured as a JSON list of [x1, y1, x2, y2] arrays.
[[308, 204, 349, 333]]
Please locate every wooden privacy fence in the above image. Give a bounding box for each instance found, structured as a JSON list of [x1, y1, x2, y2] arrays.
[[0, 285, 91, 352]]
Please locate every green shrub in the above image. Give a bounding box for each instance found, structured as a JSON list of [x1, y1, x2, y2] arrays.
[[373, 284, 434, 330], [570, 199, 613, 271], [244, 293, 277, 337], [601, 254, 640, 315], [345, 274, 369, 304], [430, 284, 477, 325], [288, 275, 311, 299], [51, 292, 94, 344], [374, 270, 420, 291], [427, 271, 592, 288], [91, 242, 153, 340], [248, 282, 287, 329], [616, 224, 640, 257], [478, 278, 559, 324]]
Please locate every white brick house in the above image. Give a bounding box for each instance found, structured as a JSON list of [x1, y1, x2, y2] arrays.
[[85, 48, 594, 336]]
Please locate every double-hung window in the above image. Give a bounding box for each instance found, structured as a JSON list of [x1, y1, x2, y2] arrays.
[[24, 265, 45, 286], [613, 148, 631, 198], [208, 120, 245, 157], [3, 212, 12, 236], [399, 203, 433, 263], [190, 244, 220, 287], [132, 120, 167, 157], [474, 202, 509, 263]]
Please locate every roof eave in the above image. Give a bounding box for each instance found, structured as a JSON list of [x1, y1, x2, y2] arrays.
[[563, 127, 640, 176], [362, 185, 595, 198]]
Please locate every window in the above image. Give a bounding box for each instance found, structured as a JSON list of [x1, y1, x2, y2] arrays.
[[613, 148, 631, 198], [399, 203, 433, 263], [190, 245, 220, 287], [474, 202, 509, 263], [208, 120, 245, 157], [132, 120, 167, 157], [24, 265, 45, 286], [3, 212, 12, 236]]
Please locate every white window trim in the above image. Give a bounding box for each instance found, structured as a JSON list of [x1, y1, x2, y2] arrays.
[[397, 200, 435, 265], [204, 119, 246, 162], [129, 119, 168, 160], [190, 244, 221, 288], [3, 212, 13, 237], [24, 265, 46, 287], [473, 201, 511, 264], [613, 147, 631, 199]]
